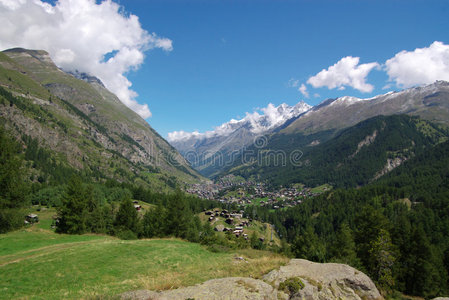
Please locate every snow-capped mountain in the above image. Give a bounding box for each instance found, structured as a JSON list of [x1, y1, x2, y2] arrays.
[[168, 101, 311, 177], [168, 101, 311, 143], [170, 80, 449, 178], [283, 80, 449, 134]]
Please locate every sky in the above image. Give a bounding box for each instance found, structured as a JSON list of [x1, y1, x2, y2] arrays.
[[0, 0, 448, 139]]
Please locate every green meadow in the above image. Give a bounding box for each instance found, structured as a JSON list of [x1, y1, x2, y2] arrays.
[[0, 210, 287, 299]]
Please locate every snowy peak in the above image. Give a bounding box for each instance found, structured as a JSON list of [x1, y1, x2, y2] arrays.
[[168, 101, 311, 142]]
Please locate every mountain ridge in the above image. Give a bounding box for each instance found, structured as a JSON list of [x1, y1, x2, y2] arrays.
[[169, 80, 449, 179], [0, 47, 202, 190]]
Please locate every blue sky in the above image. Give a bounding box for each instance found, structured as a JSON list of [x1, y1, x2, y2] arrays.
[[1, 0, 449, 138], [123, 0, 449, 137]]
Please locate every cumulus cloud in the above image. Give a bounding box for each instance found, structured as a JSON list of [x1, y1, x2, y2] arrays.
[[0, 0, 173, 119], [307, 56, 379, 93], [385, 41, 449, 88], [298, 83, 309, 98]]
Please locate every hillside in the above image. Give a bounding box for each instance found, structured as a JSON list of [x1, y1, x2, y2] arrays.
[[0, 48, 201, 190], [221, 114, 449, 188], [246, 139, 449, 298], [0, 213, 287, 299]]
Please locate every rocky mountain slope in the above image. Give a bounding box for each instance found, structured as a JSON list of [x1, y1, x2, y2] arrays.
[[169, 102, 311, 177], [282, 80, 449, 135], [0, 48, 201, 190], [120, 259, 383, 300]]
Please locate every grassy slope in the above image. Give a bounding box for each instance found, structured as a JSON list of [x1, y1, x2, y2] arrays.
[[0, 211, 287, 299]]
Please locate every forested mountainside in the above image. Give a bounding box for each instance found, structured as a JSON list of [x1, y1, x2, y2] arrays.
[[245, 138, 449, 298], [221, 114, 449, 188], [0, 48, 201, 190]]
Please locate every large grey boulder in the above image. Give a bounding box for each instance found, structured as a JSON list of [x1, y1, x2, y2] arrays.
[[120, 259, 383, 300], [263, 259, 382, 300], [121, 277, 283, 300]]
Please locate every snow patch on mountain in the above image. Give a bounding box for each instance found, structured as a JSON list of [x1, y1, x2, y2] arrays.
[[168, 101, 311, 142]]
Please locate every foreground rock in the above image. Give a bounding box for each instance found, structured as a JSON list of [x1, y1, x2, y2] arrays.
[[263, 259, 382, 300], [120, 259, 383, 300]]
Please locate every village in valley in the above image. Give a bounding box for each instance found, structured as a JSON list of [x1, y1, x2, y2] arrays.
[[186, 175, 331, 210], [183, 175, 332, 243]]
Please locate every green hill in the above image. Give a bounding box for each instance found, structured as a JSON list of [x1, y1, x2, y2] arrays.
[[0, 211, 287, 299]]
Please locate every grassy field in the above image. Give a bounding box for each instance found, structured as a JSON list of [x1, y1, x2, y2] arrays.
[[310, 184, 332, 194], [0, 210, 288, 299]]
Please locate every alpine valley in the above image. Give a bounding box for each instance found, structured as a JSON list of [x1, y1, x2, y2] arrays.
[[2, 48, 449, 300]]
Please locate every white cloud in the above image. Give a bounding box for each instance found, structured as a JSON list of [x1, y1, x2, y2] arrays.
[[298, 83, 309, 98], [167, 130, 202, 142], [307, 56, 379, 93], [0, 0, 173, 119], [287, 78, 299, 88], [385, 41, 449, 88]]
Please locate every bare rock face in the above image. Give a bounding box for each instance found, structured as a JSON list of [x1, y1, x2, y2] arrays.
[[120, 259, 383, 300], [120, 277, 282, 300], [263, 259, 383, 300]]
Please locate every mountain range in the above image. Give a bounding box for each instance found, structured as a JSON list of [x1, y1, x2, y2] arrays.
[[0, 48, 201, 191], [170, 80, 449, 185], [169, 101, 311, 177]]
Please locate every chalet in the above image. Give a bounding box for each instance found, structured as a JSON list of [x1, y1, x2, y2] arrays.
[[233, 229, 243, 236], [25, 214, 39, 224]]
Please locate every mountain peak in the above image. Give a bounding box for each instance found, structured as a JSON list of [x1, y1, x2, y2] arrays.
[[168, 101, 311, 142], [3, 48, 53, 65]]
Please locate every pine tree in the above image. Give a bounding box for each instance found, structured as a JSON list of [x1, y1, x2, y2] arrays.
[[369, 229, 397, 290], [165, 190, 191, 238], [330, 222, 360, 267], [142, 204, 166, 238], [114, 198, 139, 234], [0, 128, 28, 233], [405, 226, 441, 297], [291, 226, 325, 262], [56, 175, 89, 234]]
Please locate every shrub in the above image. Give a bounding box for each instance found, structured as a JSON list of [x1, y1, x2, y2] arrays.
[[279, 277, 305, 295]]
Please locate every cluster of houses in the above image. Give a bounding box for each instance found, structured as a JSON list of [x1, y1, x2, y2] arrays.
[[186, 176, 330, 211], [205, 209, 252, 238]]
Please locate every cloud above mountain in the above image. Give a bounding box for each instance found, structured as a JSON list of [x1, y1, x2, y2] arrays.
[[292, 41, 449, 97], [0, 0, 173, 119], [307, 56, 379, 93], [385, 41, 449, 88]]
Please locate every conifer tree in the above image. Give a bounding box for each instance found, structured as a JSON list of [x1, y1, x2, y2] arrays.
[[0, 127, 28, 233]]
